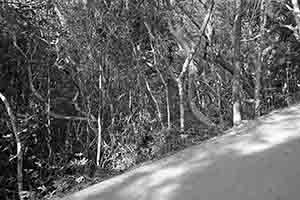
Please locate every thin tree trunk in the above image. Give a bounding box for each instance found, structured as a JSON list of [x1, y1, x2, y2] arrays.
[[286, 44, 293, 106], [255, 0, 266, 117], [165, 84, 171, 130], [217, 80, 223, 127], [188, 63, 216, 128], [86, 122, 90, 159], [96, 64, 102, 166], [53, 3, 67, 27], [255, 59, 262, 116], [27, 64, 90, 121], [291, 0, 300, 37], [0, 92, 23, 200], [145, 24, 171, 129], [212, 63, 224, 128], [232, 0, 243, 125], [168, 1, 214, 132], [155, 66, 171, 129], [129, 89, 132, 112], [177, 80, 185, 132], [47, 64, 52, 162], [143, 75, 164, 128]]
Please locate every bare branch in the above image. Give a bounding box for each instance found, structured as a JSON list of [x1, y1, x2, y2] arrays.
[[178, 0, 215, 80], [27, 64, 91, 121], [12, 35, 28, 59], [241, 34, 262, 42], [143, 75, 164, 128], [0, 92, 23, 200]]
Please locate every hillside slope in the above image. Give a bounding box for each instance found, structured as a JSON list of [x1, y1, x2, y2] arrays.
[[61, 104, 300, 200]]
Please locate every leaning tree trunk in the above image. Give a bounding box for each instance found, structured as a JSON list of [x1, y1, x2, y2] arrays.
[[168, 0, 214, 132], [143, 75, 164, 128], [188, 63, 216, 128], [0, 92, 23, 200], [232, 0, 243, 125], [291, 0, 300, 38]]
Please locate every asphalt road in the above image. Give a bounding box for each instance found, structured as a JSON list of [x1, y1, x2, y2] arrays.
[[61, 104, 300, 200]]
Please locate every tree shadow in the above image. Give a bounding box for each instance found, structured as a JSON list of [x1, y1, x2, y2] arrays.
[[62, 104, 300, 200]]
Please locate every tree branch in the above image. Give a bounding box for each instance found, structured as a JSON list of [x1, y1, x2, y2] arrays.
[[0, 92, 23, 200], [27, 64, 91, 121]]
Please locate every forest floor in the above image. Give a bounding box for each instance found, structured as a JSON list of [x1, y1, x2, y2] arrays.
[[57, 103, 300, 200]]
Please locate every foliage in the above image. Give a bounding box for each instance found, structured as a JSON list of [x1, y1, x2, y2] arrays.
[[0, 0, 299, 199]]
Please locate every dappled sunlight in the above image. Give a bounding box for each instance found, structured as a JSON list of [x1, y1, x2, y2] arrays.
[[184, 158, 212, 175], [147, 167, 185, 187], [134, 163, 164, 174], [185, 151, 209, 164], [113, 150, 213, 200], [228, 139, 271, 155], [221, 106, 300, 156], [70, 171, 143, 199], [117, 177, 148, 199], [63, 104, 300, 200], [118, 167, 186, 199], [150, 183, 180, 200]]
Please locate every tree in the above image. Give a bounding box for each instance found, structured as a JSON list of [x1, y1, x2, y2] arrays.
[[168, 0, 216, 132], [255, 0, 267, 116], [1, 0, 300, 198], [232, 0, 243, 125], [291, 0, 300, 39], [0, 92, 23, 200]]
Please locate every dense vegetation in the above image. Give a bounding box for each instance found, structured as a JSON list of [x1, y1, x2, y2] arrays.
[[0, 0, 299, 199]]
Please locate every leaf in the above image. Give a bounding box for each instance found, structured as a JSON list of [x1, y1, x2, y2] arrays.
[[37, 185, 47, 192], [75, 176, 85, 183]]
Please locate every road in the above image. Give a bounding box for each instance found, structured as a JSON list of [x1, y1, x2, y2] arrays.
[[61, 104, 300, 200]]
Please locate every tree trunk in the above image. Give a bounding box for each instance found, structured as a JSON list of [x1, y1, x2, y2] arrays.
[[28, 64, 90, 121], [0, 92, 23, 200], [129, 89, 132, 112], [143, 75, 164, 128], [232, 0, 243, 125], [286, 44, 293, 106], [212, 63, 224, 128], [255, 0, 266, 117], [47, 65, 52, 162], [96, 64, 102, 166], [255, 59, 262, 116], [188, 63, 216, 128], [215, 54, 254, 98], [291, 0, 300, 38], [168, 1, 214, 132], [217, 80, 224, 127], [155, 66, 171, 129], [177, 79, 185, 132]]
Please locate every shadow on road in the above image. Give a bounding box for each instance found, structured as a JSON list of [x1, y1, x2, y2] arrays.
[[63, 104, 300, 200]]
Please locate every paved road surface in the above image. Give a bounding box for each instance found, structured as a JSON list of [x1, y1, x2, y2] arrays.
[[61, 104, 300, 200]]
